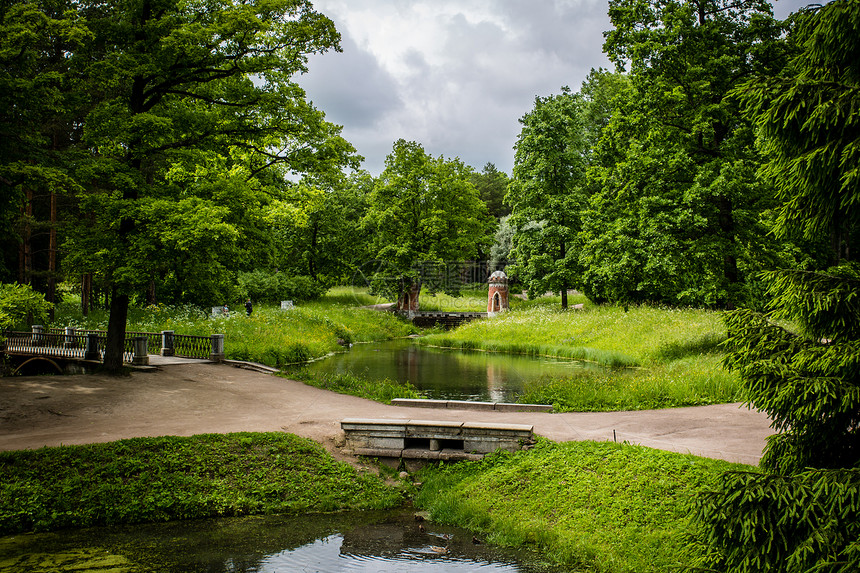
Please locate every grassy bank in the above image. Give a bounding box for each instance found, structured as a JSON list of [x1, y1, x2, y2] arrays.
[[51, 287, 417, 367], [0, 433, 403, 535], [416, 439, 753, 572], [284, 370, 425, 403], [419, 300, 742, 410]]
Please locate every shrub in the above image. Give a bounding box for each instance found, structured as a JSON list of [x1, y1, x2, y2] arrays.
[[0, 283, 53, 330], [236, 271, 326, 303]]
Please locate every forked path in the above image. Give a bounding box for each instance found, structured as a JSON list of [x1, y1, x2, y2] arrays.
[[0, 363, 772, 465]]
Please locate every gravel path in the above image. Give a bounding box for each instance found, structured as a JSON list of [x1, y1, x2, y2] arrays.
[[0, 362, 772, 465]]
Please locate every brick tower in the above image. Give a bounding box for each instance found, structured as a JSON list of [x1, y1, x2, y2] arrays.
[[487, 270, 509, 315]]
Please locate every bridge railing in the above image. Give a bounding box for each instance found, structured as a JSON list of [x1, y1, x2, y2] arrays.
[[3, 329, 135, 363], [5, 327, 225, 364]]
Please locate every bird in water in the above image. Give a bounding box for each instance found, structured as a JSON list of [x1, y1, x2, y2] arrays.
[[429, 546, 448, 555]]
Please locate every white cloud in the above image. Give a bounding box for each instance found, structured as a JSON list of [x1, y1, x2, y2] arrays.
[[297, 0, 820, 176]]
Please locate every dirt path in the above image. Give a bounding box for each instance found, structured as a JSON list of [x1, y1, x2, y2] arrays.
[[0, 362, 772, 465]]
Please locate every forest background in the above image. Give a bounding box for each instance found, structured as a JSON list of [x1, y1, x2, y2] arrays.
[[0, 0, 841, 340], [1, 0, 859, 570]]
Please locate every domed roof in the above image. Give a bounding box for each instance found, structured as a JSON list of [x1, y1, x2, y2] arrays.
[[488, 270, 507, 283]]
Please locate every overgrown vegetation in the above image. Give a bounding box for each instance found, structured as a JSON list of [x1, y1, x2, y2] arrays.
[[416, 439, 753, 572], [686, 2, 860, 570], [0, 433, 403, 535], [0, 283, 52, 330]]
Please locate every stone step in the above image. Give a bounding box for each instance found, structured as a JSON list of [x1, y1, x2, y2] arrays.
[[341, 418, 535, 459], [390, 398, 553, 413]]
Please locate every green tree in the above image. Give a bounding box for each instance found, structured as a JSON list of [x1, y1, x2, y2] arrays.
[[580, 0, 786, 308], [507, 88, 587, 309], [269, 172, 372, 285], [689, 2, 860, 570], [364, 139, 493, 310], [470, 162, 511, 219], [0, 0, 90, 296], [29, 0, 356, 370]]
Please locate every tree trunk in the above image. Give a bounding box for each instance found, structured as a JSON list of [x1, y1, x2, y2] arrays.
[[396, 279, 421, 311], [146, 276, 156, 306], [47, 191, 57, 321], [560, 238, 568, 310], [718, 194, 738, 310], [81, 273, 91, 316], [103, 287, 129, 372], [19, 188, 33, 284]]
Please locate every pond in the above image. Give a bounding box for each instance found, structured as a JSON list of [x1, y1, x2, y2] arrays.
[[287, 338, 601, 402], [0, 510, 563, 572]]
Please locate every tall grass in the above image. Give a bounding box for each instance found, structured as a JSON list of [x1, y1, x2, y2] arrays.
[[420, 302, 727, 366], [286, 370, 425, 404], [50, 295, 417, 367]]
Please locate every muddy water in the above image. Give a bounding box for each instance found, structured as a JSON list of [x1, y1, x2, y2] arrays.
[[289, 338, 601, 402], [0, 510, 563, 572]]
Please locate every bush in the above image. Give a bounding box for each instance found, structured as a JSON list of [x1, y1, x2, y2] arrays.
[[236, 271, 326, 303], [0, 283, 53, 330]]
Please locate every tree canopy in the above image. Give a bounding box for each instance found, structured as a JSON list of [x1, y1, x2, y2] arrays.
[[364, 139, 494, 310], [578, 0, 786, 308], [507, 88, 588, 309], [0, 0, 357, 369]]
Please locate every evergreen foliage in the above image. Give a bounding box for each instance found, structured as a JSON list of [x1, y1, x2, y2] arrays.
[[689, 1, 860, 570]]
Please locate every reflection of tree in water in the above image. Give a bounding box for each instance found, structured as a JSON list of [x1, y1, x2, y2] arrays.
[[294, 339, 603, 403], [5, 510, 559, 571]]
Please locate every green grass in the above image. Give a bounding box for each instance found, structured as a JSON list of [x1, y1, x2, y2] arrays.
[[50, 294, 417, 367], [418, 300, 742, 410], [416, 439, 755, 573], [285, 369, 426, 403], [0, 433, 403, 535], [420, 300, 726, 366]]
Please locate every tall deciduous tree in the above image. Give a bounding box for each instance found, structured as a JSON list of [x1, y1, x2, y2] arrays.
[[365, 139, 493, 310], [507, 88, 588, 309], [0, 0, 89, 292], [33, 0, 357, 370], [581, 0, 785, 308], [689, 2, 860, 570]]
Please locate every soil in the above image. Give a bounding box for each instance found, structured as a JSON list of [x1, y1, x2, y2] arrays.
[[0, 362, 773, 465]]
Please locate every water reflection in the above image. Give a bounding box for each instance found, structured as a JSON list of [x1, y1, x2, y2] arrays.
[[290, 338, 602, 402], [0, 511, 561, 572]]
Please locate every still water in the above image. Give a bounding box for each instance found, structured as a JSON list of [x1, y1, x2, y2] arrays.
[[0, 510, 561, 572], [288, 338, 600, 402]]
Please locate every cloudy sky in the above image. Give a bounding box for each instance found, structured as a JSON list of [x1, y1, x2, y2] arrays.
[[296, 0, 814, 176]]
